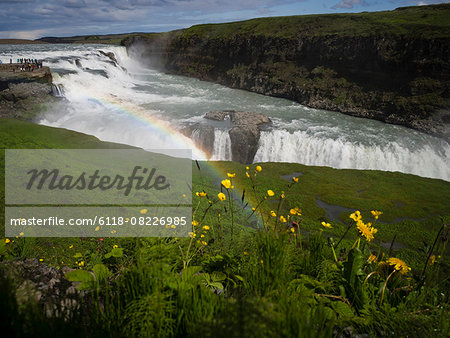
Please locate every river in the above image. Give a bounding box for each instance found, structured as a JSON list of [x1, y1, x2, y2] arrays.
[[1, 43, 449, 181]]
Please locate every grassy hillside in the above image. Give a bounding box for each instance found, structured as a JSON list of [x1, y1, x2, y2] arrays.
[[36, 33, 160, 45], [1, 119, 449, 336], [1, 119, 448, 265], [177, 4, 450, 39]]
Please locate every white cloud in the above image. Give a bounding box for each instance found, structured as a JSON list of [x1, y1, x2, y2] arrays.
[[331, 0, 367, 10], [1, 29, 48, 39]]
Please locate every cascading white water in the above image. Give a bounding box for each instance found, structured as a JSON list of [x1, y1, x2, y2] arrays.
[[51, 84, 64, 97], [254, 129, 450, 181], [211, 129, 232, 161], [0, 43, 448, 181]]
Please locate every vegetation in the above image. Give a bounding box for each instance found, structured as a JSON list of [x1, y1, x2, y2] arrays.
[[35, 33, 161, 45], [177, 4, 450, 39], [0, 120, 449, 337]]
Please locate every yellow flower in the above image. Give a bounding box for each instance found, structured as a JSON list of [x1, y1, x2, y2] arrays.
[[227, 173, 236, 178], [196, 191, 207, 197], [218, 192, 226, 201], [19, 232, 24, 236], [292, 177, 299, 183], [280, 193, 285, 199], [78, 261, 85, 267], [356, 221, 377, 242], [256, 165, 262, 172], [201, 241, 208, 246], [221, 179, 232, 189], [321, 221, 332, 229], [5, 238, 10, 244], [371, 210, 383, 219], [94, 226, 100, 232], [270, 210, 276, 217], [267, 190, 275, 197], [428, 255, 436, 266], [290, 207, 301, 216], [290, 227, 295, 233], [245, 172, 250, 178], [260, 259, 264, 264], [203, 225, 210, 230], [280, 215, 287, 223], [367, 254, 377, 263], [244, 251, 248, 255], [252, 207, 256, 211], [39, 258, 44, 262], [69, 244, 73, 249], [192, 220, 199, 226], [350, 210, 362, 222], [188, 232, 196, 238], [200, 234, 205, 238], [387, 257, 411, 274], [245, 166, 249, 170], [140, 209, 148, 214], [113, 245, 118, 249]]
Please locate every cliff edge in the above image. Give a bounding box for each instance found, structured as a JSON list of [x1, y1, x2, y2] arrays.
[[0, 64, 56, 121], [122, 4, 450, 139]]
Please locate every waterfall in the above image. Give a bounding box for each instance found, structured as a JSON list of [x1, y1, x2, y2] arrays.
[[254, 129, 450, 181], [211, 129, 232, 161], [51, 84, 64, 97], [3, 44, 447, 180]]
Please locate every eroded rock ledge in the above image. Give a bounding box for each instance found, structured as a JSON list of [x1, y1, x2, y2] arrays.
[[182, 110, 271, 163], [0, 64, 56, 120]]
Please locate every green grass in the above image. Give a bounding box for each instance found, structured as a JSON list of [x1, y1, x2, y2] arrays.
[[177, 4, 450, 39], [1, 118, 449, 257], [0, 119, 449, 337]]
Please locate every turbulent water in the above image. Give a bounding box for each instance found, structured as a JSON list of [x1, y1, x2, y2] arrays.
[[1, 44, 449, 181]]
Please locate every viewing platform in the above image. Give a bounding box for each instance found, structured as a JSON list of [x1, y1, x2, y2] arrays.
[[0, 64, 52, 84]]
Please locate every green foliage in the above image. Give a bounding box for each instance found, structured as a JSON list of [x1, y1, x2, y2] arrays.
[[343, 247, 368, 312], [176, 4, 450, 39], [65, 263, 111, 290], [1, 120, 449, 336]]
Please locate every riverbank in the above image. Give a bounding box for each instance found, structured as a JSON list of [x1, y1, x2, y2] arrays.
[[121, 4, 450, 140], [0, 64, 55, 120]]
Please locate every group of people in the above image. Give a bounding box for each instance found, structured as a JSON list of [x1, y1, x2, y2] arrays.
[[12, 58, 44, 72]]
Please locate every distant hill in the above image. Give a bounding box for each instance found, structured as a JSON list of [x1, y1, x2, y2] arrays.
[[36, 33, 152, 45], [121, 4, 450, 138], [0, 39, 47, 45]]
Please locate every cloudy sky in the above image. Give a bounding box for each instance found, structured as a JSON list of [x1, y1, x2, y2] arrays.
[[0, 0, 448, 39]]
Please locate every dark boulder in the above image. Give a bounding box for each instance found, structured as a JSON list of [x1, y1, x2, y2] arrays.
[[205, 110, 271, 163], [180, 123, 215, 158]]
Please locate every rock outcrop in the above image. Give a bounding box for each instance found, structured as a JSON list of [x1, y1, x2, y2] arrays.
[[99, 50, 118, 64], [180, 123, 216, 158], [182, 110, 271, 163], [122, 4, 450, 139], [0, 64, 56, 120], [0, 259, 81, 317]]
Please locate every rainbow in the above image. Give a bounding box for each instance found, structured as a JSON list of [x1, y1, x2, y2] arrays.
[[87, 93, 260, 221]]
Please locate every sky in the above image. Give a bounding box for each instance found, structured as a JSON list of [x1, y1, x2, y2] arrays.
[[0, 0, 449, 39]]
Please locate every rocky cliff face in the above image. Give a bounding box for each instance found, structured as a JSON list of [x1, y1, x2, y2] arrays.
[[0, 65, 56, 120], [122, 5, 450, 139], [180, 110, 271, 163]]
